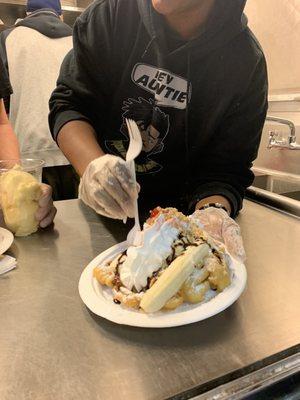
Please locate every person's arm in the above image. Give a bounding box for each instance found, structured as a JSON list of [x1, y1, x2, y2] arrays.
[[57, 120, 104, 176], [190, 54, 268, 218], [49, 2, 115, 161], [49, 4, 137, 220], [195, 195, 232, 215], [0, 99, 20, 159], [0, 29, 12, 116], [188, 52, 268, 261]]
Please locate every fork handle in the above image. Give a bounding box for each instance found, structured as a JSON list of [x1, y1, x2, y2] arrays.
[[129, 161, 141, 231]]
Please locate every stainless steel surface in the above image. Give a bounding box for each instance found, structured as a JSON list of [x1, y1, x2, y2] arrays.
[[267, 116, 300, 150], [1, 200, 300, 400], [252, 169, 300, 194], [246, 186, 300, 217], [192, 353, 300, 400], [76, 0, 93, 7], [247, 167, 300, 217]]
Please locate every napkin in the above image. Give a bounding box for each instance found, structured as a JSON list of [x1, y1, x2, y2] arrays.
[[0, 255, 17, 275]]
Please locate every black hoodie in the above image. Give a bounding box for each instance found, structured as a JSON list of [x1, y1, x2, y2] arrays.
[[49, 0, 268, 217]]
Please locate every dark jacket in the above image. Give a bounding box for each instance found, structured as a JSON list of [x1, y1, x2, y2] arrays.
[[0, 55, 11, 98], [49, 0, 268, 217]]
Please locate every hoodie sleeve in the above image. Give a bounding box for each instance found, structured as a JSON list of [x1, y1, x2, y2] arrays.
[[0, 30, 13, 100], [189, 54, 268, 218], [0, 56, 12, 99], [49, 1, 115, 141]]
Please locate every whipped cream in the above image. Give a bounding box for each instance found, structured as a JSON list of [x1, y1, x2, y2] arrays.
[[119, 215, 179, 292]]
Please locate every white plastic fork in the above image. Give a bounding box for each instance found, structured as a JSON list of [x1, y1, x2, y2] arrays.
[[125, 118, 143, 246]]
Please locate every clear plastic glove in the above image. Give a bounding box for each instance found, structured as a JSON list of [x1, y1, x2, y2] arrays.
[[35, 184, 57, 228], [79, 154, 137, 220], [192, 207, 246, 262]]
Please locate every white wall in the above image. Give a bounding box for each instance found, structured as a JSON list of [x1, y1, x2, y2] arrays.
[[245, 0, 300, 94]]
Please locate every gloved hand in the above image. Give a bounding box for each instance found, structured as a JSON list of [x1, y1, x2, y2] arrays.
[[192, 207, 246, 262], [35, 184, 57, 228], [79, 154, 137, 220]]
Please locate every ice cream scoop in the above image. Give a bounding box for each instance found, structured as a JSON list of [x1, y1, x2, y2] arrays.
[[119, 215, 179, 292]]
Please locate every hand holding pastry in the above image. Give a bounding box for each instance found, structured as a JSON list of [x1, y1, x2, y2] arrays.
[[0, 170, 55, 236]]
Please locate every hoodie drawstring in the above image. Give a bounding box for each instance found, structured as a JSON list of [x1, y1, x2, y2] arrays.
[[141, 36, 156, 59], [184, 52, 192, 198]]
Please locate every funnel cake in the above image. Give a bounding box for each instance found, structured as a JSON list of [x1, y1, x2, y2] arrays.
[[93, 207, 231, 312]]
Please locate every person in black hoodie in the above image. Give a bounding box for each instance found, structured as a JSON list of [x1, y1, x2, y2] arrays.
[[49, 0, 268, 261]]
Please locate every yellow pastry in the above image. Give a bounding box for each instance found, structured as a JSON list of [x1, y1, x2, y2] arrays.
[[0, 169, 42, 236]]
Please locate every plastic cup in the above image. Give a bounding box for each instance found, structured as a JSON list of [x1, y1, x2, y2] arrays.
[[0, 159, 44, 236], [0, 159, 45, 182]]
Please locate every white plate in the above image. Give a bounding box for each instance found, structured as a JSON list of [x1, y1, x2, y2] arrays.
[[79, 241, 247, 328], [0, 227, 14, 256]]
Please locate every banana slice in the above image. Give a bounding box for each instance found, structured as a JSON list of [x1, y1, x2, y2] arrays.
[[140, 244, 210, 313]]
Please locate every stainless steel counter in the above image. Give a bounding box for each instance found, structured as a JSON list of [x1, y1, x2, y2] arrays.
[[0, 200, 299, 400]]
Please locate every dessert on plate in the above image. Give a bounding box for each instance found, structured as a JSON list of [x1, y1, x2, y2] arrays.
[[93, 207, 231, 313]]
